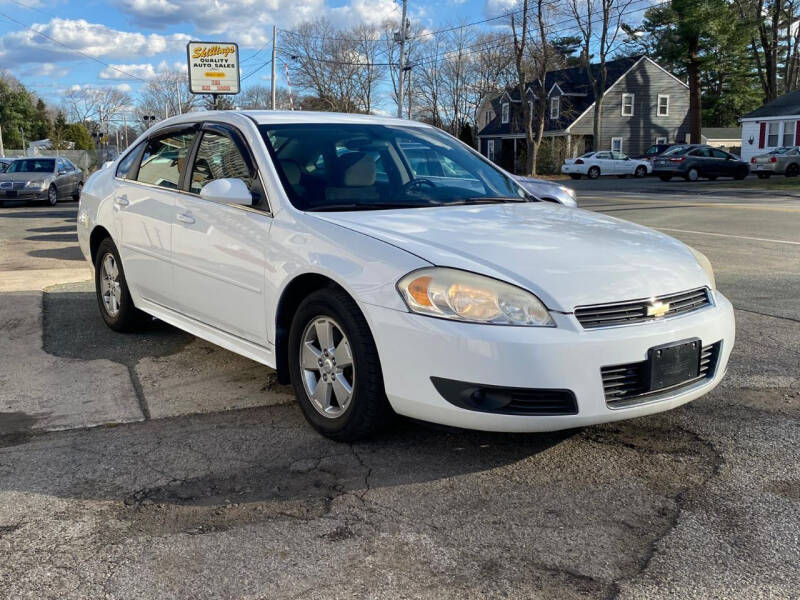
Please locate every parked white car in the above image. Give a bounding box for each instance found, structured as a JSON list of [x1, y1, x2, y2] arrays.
[[78, 111, 734, 441], [561, 151, 650, 180]]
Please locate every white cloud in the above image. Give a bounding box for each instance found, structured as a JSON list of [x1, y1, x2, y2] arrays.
[[99, 63, 158, 80], [114, 0, 400, 46], [0, 18, 191, 65], [485, 0, 520, 16]]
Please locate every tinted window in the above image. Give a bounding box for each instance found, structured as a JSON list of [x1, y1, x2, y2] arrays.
[[710, 149, 730, 159], [7, 159, 55, 173], [65, 160, 77, 171], [663, 146, 690, 156], [689, 148, 710, 157], [595, 152, 611, 159], [190, 131, 252, 194], [259, 123, 525, 211], [137, 130, 196, 189], [116, 143, 144, 179], [611, 152, 628, 160]]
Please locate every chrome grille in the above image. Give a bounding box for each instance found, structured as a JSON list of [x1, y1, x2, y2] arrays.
[[0, 181, 25, 190], [575, 288, 711, 329], [602, 342, 721, 408]]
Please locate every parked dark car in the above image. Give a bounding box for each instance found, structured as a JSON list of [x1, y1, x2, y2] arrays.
[[652, 144, 749, 182], [632, 143, 674, 161]]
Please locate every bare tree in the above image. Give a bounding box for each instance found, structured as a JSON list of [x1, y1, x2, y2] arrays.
[[568, 0, 633, 149], [136, 70, 198, 121], [64, 86, 131, 127], [239, 85, 294, 109]]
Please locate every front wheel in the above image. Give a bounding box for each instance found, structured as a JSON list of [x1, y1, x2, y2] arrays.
[[634, 165, 647, 178], [587, 166, 600, 179], [734, 169, 748, 180], [47, 184, 58, 206], [72, 181, 83, 201], [288, 288, 393, 441], [94, 238, 144, 332]]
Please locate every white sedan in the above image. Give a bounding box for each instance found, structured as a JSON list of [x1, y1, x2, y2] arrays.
[[562, 151, 650, 180], [78, 111, 734, 441]]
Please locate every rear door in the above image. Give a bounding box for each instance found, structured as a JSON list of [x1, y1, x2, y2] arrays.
[[171, 122, 271, 345], [593, 151, 613, 174], [116, 126, 197, 306], [55, 159, 71, 198]]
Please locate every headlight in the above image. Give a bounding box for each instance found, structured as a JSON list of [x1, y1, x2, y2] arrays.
[[397, 267, 555, 326], [688, 246, 716, 289], [24, 180, 47, 190]]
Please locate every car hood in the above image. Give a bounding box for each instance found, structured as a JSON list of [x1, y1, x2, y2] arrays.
[[312, 203, 710, 312], [0, 172, 53, 183]]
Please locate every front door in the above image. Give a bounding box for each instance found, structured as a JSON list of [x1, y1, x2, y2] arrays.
[[171, 125, 270, 346]]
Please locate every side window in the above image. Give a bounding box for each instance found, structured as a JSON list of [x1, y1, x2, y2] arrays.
[[711, 149, 729, 159], [190, 131, 252, 194], [56, 159, 66, 173], [137, 130, 196, 190], [116, 143, 144, 179]]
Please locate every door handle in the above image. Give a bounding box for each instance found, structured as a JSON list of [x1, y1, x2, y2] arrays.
[[176, 212, 195, 225], [114, 195, 129, 207]]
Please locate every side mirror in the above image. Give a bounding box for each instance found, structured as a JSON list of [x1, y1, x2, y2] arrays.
[[199, 178, 253, 206]]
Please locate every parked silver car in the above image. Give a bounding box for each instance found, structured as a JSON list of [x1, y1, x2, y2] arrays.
[[749, 146, 800, 178], [0, 157, 83, 205], [513, 175, 578, 207]]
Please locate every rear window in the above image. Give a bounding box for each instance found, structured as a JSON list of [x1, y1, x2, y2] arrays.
[[662, 146, 690, 156]]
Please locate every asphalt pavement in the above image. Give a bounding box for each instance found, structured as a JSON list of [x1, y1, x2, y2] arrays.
[[0, 181, 798, 599]]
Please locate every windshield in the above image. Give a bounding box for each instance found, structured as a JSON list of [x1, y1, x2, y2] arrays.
[[258, 123, 527, 211], [768, 147, 795, 154], [7, 159, 54, 173]]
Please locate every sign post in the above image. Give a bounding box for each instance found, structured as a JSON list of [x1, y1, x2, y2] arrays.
[[186, 41, 241, 107]]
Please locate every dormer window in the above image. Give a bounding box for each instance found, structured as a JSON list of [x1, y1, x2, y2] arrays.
[[550, 97, 559, 120], [501, 102, 509, 124]]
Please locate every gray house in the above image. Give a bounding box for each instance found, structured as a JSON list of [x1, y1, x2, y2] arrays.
[[476, 55, 690, 173]]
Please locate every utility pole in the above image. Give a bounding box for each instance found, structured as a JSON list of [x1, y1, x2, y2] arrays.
[[176, 80, 182, 114], [0, 125, 4, 157], [20, 127, 26, 156], [123, 114, 128, 148], [396, 0, 408, 118], [271, 25, 278, 110], [406, 66, 412, 119]]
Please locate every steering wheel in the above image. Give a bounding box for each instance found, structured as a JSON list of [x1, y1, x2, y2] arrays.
[[399, 177, 439, 194]]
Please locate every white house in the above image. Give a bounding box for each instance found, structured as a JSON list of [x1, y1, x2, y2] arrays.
[[740, 90, 800, 162]]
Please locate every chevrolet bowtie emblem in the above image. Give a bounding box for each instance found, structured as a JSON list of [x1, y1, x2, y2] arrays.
[[647, 301, 670, 318]]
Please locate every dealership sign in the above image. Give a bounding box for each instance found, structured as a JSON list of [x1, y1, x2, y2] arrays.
[[187, 41, 240, 95]]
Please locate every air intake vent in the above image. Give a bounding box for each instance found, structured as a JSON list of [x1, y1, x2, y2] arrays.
[[575, 288, 711, 329], [602, 341, 721, 408]]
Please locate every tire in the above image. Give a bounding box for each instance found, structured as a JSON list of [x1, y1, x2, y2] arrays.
[[94, 237, 144, 332], [786, 163, 799, 177], [587, 166, 600, 179], [685, 168, 699, 182], [72, 181, 83, 201], [288, 287, 393, 441], [634, 165, 647, 178], [658, 175, 672, 182], [47, 184, 58, 206], [757, 173, 770, 179], [569, 174, 582, 180]]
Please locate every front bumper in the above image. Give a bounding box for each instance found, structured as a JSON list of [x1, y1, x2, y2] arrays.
[[363, 292, 735, 432], [751, 164, 777, 173], [560, 165, 583, 174], [0, 189, 48, 201]]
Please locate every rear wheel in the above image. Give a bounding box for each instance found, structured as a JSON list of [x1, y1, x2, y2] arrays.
[[587, 166, 600, 179], [658, 175, 672, 182], [734, 169, 748, 180], [786, 163, 799, 177], [634, 165, 647, 178], [685, 167, 699, 182], [94, 238, 144, 332], [288, 287, 393, 441]]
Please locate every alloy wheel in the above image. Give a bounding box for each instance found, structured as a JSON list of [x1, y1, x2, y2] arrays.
[[100, 253, 122, 317], [299, 316, 355, 418], [687, 168, 698, 182], [48, 186, 57, 206]]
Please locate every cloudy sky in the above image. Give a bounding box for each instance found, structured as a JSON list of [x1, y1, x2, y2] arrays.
[[0, 0, 517, 106]]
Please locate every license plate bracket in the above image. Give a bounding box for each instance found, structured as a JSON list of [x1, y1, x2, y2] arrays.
[[648, 338, 701, 391], [6, 190, 18, 198]]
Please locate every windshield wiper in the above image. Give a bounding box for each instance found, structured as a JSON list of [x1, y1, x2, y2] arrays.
[[306, 202, 430, 212], [442, 197, 529, 205]]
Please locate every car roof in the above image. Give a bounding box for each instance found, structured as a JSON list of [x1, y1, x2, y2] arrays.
[[157, 110, 430, 128]]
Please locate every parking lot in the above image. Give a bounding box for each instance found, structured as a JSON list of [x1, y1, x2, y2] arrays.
[[1, 179, 799, 599]]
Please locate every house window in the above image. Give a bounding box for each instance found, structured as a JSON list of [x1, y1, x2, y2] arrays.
[[611, 137, 623, 153], [655, 136, 668, 145], [621, 93, 634, 116], [501, 103, 509, 124], [487, 139, 495, 161], [768, 121, 780, 147], [550, 97, 559, 120], [657, 95, 669, 117], [782, 120, 795, 146]]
